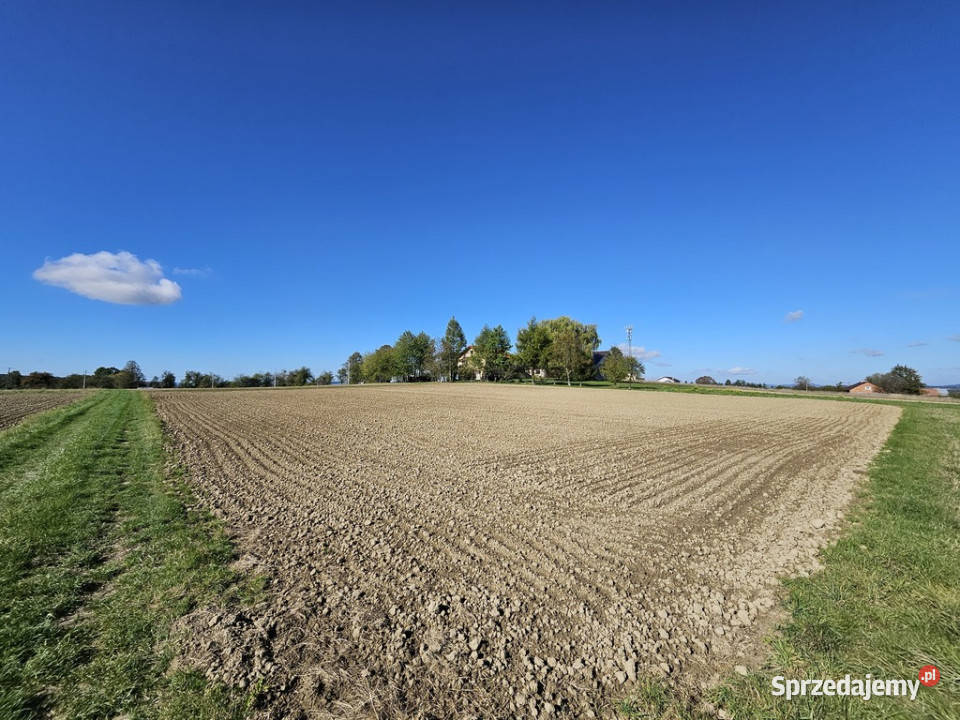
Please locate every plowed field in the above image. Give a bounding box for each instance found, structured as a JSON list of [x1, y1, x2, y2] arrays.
[[154, 385, 899, 718], [0, 390, 87, 430]]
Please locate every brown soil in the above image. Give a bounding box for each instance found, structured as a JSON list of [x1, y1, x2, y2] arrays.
[[154, 384, 900, 719], [0, 390, 87, 431]]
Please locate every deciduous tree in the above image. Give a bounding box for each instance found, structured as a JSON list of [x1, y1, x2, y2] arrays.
[[23, 371, 56, 389], [867, 365, 923, 395], [362, 345, 397, 383], [346, 352, 364, 384], [472, 325, 512, 381], [542, 317, 599, 385], [601, 347, 631, 385], [515, 317, 551, 384], [394, 331, 436, 380], [123, 360, 146, 388]]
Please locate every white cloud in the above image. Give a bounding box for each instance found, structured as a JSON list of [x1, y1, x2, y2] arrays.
[[852, 348, 884, 357], [616, 343, 661, 359], [907, 341, 928, 347], [784, 309, 804, 323], [726, 366, 757, 375], [33, 251, 182, 305]]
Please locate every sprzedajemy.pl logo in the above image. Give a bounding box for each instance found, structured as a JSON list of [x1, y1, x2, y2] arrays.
[[772, 666, 940, 702]]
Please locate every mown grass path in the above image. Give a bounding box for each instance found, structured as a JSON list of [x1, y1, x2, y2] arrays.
[[0, 391, 256, 719]]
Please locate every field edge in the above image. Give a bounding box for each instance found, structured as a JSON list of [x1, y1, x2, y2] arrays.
[[0, 390, 266, 719], [618, 401, 960, 719]]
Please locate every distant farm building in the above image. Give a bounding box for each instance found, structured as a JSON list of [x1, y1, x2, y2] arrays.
[[849, 381, 883, 394], [655, 376, 680, 384], [457, 346, 483, 381]]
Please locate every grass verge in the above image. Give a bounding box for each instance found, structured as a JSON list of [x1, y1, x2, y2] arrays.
[[0, 390, 263, 719], [618, 400, 960, 719]]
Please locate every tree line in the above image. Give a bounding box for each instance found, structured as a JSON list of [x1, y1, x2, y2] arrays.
[[179, 367, 334, 388], [1, 361, 157, 390], [0, 362, 336, 390], [792, 365, 927, 394], [339, 316, 644, 386]]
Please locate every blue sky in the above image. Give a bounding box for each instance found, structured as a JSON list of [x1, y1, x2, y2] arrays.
[[2, 1, 958, 385]]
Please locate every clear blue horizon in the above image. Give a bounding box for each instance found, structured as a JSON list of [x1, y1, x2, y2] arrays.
[[2, 2, 958, 385]]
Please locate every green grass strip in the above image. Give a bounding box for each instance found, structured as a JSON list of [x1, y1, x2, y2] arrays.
[[0, 391, 262, 719]]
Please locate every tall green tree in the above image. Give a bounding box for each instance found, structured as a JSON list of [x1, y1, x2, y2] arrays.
[[889, 364, 923, 394], [315, 371, 334, 385], [867, 364, 923, 395], [123, 360, 146, 388], [439, 316, 467, 381], [160, 371, 176, 388], [472, 325, 512, 381], [393, 331, 417, 380], [346, 352, 364, 384], [601, 347, 631, 385], [92, 366, 120, 388], [541, 317, 600, 384], [362, 345, 397, 383], [282, 366, 313, 386], [550, 329, 583, 386], [515, 317, 551, 383], [394, 331, 435, 380], [412, 332, 435, 378]]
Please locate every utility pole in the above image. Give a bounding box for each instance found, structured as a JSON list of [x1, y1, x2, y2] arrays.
[[625, 325, 633, 383], [82, 370, 86, 390]]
